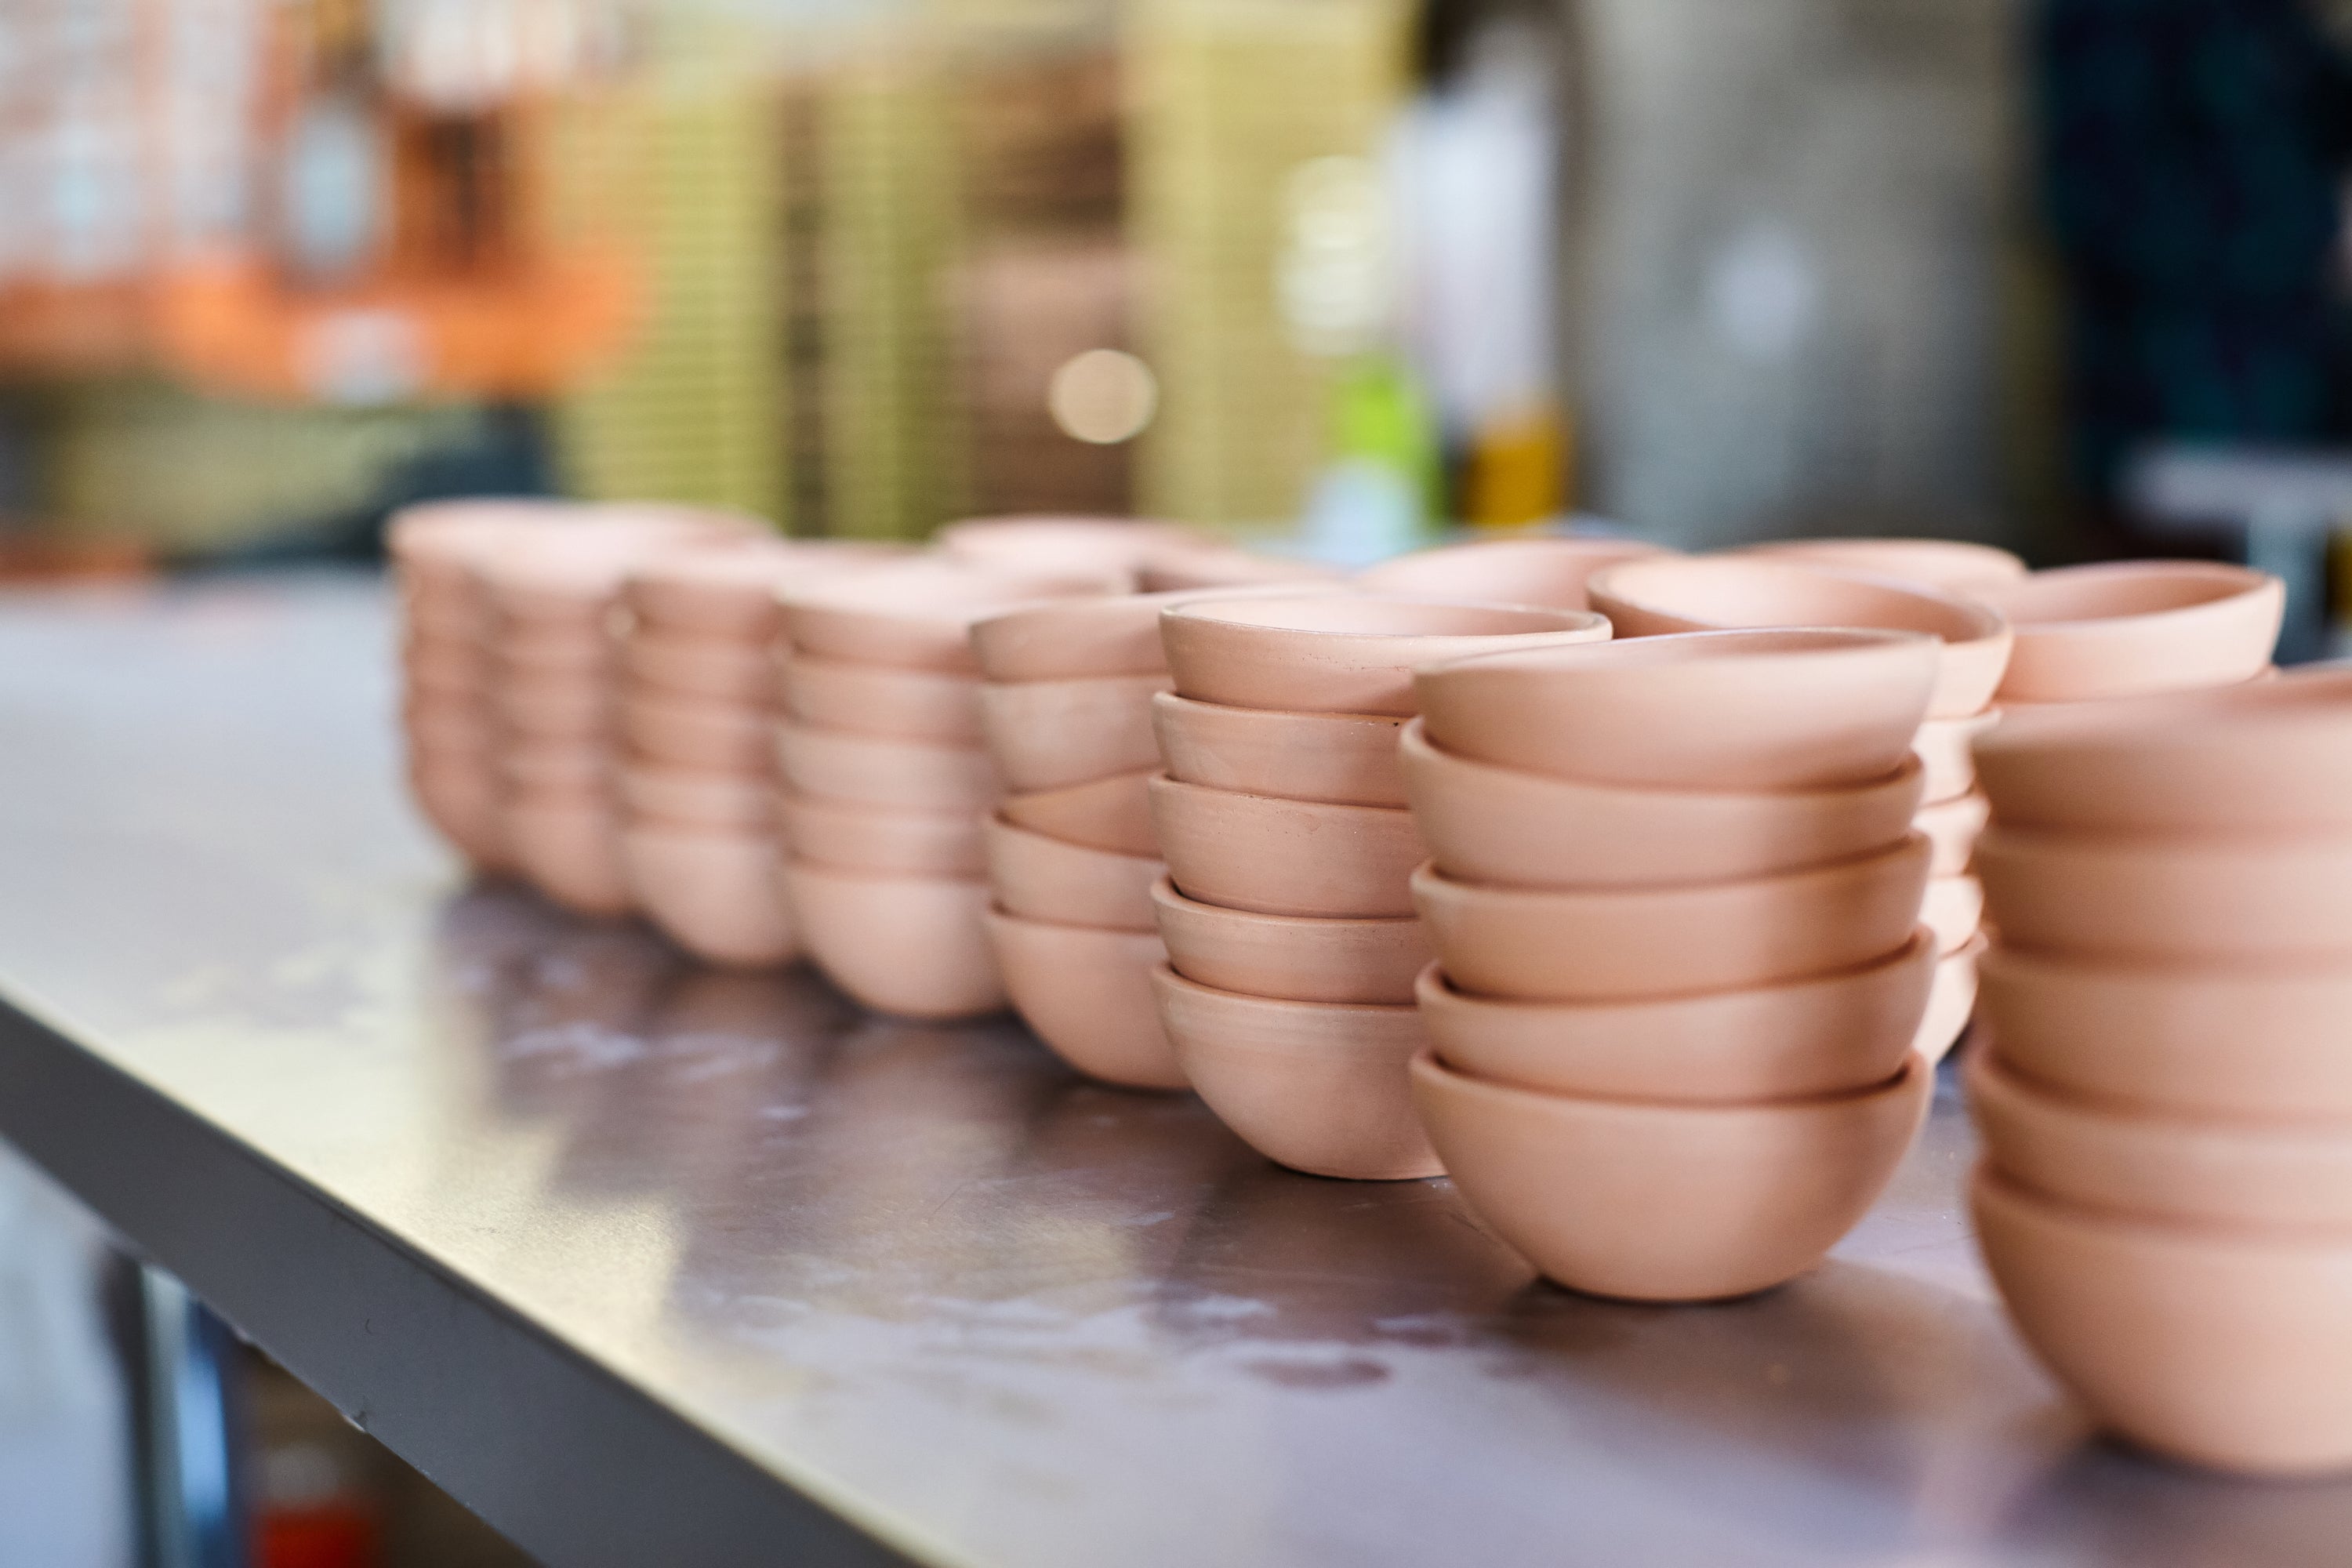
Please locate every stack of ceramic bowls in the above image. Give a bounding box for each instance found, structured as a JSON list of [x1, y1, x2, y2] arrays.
[[772, 559, 1110, 1018], [1354, 535, 1669, 607], [1973, 560, 2283, 707], [389, 498, 575, 874], [1588, 555, 2013, 1062], [1966, 668, 2352, 1475], [1402, 630, 1940, 1301], [616, 539, 898, 967], [1145, 595, 1607, 1180]]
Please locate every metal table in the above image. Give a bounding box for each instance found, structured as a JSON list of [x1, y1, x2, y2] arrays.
[[0, 572, 2344, 1567]]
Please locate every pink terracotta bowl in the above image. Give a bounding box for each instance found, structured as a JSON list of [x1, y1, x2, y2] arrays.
[[1410, 1050, 1930, 1301], [622, 692, 772, 773], [984, 815, 1163, 931], [978, 673, 1172, 793], [938, 514, 1210, 579], [774, 790, 986, 877], [1972, 666, 2352, 833], [1399, 720, 1923, 888], [996, 769, 1158, 855], [778, 560, 1110, 672], [1977, 561, 2283, 705], [1150, 692, 1409, 807], [404, 639, 489, 700], [1150, 964, 1443, 1180], [782, 653, 983, 745], [1149, 773, 1428, 919], [497, 626, 615, 679], [621, 822, 795, 967], [1160, 594, 1607, 717], [781, 860, 1005, 1019], [1736, 536, 2027, 594], [771, 720, 995, 813], [496, 672, 611, 742], [985, 912, 1185, 1090], [1973, 826, 2352, 961], [1967, 1051, 2352, 1232], [405, 697, 495, 757], [1414, 627, 1938, 789], [1417, 927, 1933, 1102], [500, 739, 609, 798], [626, 539, 906, 639], [1912, 709, 1998, 804], [970, 583, 1349, 682], [1586, 555, 2013, 719], [622, 631, 774, 705], [1136, 543, 1341, 592], [1979, 942, 2352, 1119], [1915, 933, 1985, 1064], [1149, 875, 1433, 1005], [619, 762, 773, 832], [1353, 535, 1668, 608], [1914, 789, 1988, 877], [1973, 1169, 2352, 1475], [408, 757, 508, 872], [507, 794, 633, 917], [1921, 873, 1984, 956], [1410, 833, 1932, 1003]]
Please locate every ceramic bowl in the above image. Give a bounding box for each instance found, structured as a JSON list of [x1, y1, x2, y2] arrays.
[[1150, 965, 1443, 1180], [496, 626, 614, 678], [938, 514, 1207, 578], [1915, 789, 1988, 877], [507, 794, 633, 916], [985, 913, 1185, 1090], [1160, 594, 1608, 717], [1922, 873, 1984, 955], [626, 539, 907, 638], [1150, 692, 1409, 807], [1913, 709, 1998, 804], [621, 822, 794, 967], [1149, 774, 1427, 919], [983, 815, 1163, 931], [404, 696, 495, 756], [1149, 875, 1432, 1004], [1971, 666, 2352, 833], [1585, 556, 2012, 719], [781, 653, 982, 744], [1136, 543, 1342, 592], [1972, 1170, 2352, 1475], [996, 768, 1157, 855], [1414, 627, 1937, 789], [477, 518, 728, 628], [1915, 933, 1985, 1063], [623, 693, 772, 773], [778, 560, 1109, 672], [782, 860, 1005, 1019], [1354, 536, 1669, 608], [1399, 721, 1922, 889], [1412, 1050, 1930, 1301], [501, 739, 609, 797], [405, 640, 488, 699], [622, 632, 773, 705], [774, 790, 986, 877], [1974, 827, 2352, 961], [1978, 943, 2352, 1118], [619, 762, 772, 832], [408, 759, 509, 870], [1418, 919, 1933, 1101], [1978, 561, 2283, 704], [495, 673, 609, 742], [971, 583, 1349, 682], [1968, 1053, 2352, 1231], [978, 673, 1172, 793], [1737, 536, 2028, 594], [771, 720, 995, 813], [1411, 834, 1931, 1003]]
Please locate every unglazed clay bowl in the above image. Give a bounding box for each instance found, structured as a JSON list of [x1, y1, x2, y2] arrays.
[[1979, 943, 2352, 1119], [1979, 561, 2283, 704], [496, 626, 615, 679], [1412, 1050, 1930, 1301], [978, 673, 1172, 792], [971, 583, 1349, 682], [495, 672, 609, 742], [1399, 721, 1923, 889], [621, 822, 794, 967], [619, 762, 772, 832], [1915, 789, 1988, 877], [781, 860, 1004, 1019], [626, 538, 908, 639], [1414, 627, 1937, 789], [1737, 536, 2028, 594], [1151, 964, 1442, 1180], [1418, 920, 1933, 1101], [1410, 834, 1931, 1003], [996, 769, 1157, 855], [1974, 827, 2352, 960], [1973, 1170, 2352, 1475], [938, 514, 1208, 579], [1972, 666, 2352, 833], [1354, 535, 1670, 608], [1586, 556, 2012, 719], [623, 693, 773, 773], [771, 720, 995, 813], [1915, 933, 1985, 1063], [1914, 709, 1998, 804], [622, 632, 773, 705], [507, 794, 633, 916], [1150, 692, 1408, 807], [477, 515, 735, 629], [1136, 543, 1343, 592], [985, 912, 1184, 1090], [1922, 873, 1984, 955], [1149, 875, 1433, 1004], [782, 654, 982, 745], [405, 696, 495, 757], [408, 758, 509, 871], [1160, 594, 1607, 717], [778, 560, 1109, 672], [1968, 1053, 2352, 1231], [774, 791, 985, 877], [405, 639, 489, 699], [984, 815, 1163, 931], [501, 739, 609, 798], [1149, 774, 1427, 918]]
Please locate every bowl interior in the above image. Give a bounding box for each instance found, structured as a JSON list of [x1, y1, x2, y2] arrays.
[[1598, 558, 1995, 643], [1171, 594, 1586, 639], [1987, 563, 2273, 628]]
